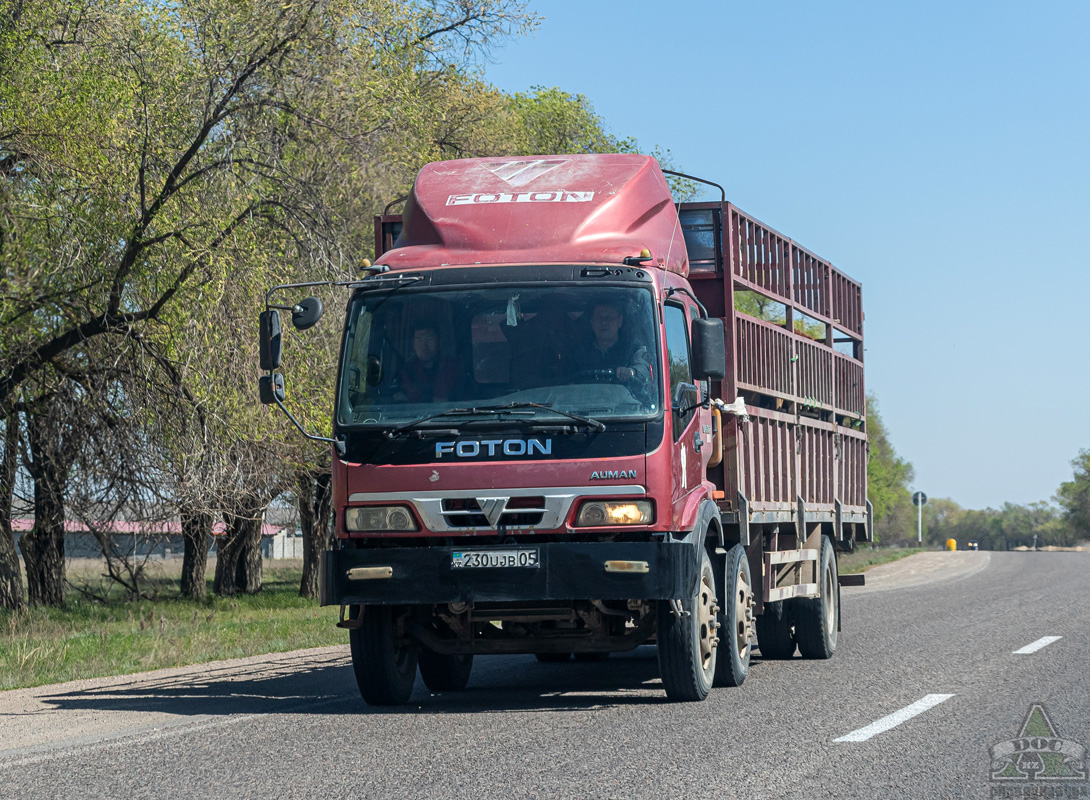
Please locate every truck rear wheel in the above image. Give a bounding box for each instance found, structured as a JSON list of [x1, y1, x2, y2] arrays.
[[794, 536, 839, 659], [657, 547, 718, 701], [755, 600, 797, 659], [418, 650, 473, 691], [349, 606, 418, 706], [713, 544, 753, 687]]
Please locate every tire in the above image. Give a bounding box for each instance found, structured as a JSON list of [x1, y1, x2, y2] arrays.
[[657, 547, 718, 701], [573, 652, 610, 662], [713, 544, 753, 687], [418, 649, 473, 692], [349, 606, 418, 706], [755, 600, 797, 659], [535, 652, 572, 663], [794, 536, 839, 659]]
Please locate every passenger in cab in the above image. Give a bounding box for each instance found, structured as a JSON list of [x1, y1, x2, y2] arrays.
[[394, 324, 462, 403]]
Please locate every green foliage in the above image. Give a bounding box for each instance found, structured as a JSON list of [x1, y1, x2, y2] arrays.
[[865, 394, 916, 544], [1056, 448, 1090, 537], [506, 85, 626, 155], [922, 498, 1072, 551]]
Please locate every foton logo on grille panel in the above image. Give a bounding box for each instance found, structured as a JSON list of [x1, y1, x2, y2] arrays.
[[434, 439, 552, 459]]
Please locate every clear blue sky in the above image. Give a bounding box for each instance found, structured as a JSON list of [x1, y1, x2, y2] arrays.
[[480, 0, 1090, 510]]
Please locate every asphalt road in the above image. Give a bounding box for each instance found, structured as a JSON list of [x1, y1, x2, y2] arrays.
[[1, 550, 1087, 799]]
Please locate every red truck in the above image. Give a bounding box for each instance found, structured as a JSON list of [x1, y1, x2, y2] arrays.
[[259, 153, 870, 705]]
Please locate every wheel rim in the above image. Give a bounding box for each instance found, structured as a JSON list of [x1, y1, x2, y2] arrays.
[[734, 566, 754, 659], [697, 572, 718, 670], [823, 558, 836, 634]]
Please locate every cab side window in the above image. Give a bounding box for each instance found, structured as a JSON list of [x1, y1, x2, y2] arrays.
[[664, 303, 696, 440]]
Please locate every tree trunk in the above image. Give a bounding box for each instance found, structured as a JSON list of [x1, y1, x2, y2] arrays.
[[214, 503, 265, 596], [20, 409, 68, 607], [213, 515, 244, 597], [0, 414, 25, 610], [235, 515, 263, 594], [298, 469, 332, 599], [180, 511, 212, 599]]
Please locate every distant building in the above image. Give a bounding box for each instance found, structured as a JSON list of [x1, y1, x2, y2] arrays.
[[10, 516, 304, 560]]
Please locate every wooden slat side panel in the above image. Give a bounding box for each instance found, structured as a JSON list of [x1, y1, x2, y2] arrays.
[[797, 339, 834, 408], [792, 247, 830, 321], [831, 271, 863, 336], [837, 433, 868, 508], [731, 209, 791, 301], [833, 353, 865, 416], [799, 424, 835, 506], [738, 413, 797, 507], [736, 316, 793, 397]]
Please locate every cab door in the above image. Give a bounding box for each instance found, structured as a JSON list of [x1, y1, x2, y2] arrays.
[[663, 299, 710, 523]]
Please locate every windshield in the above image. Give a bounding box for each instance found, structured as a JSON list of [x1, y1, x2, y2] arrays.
[[337, 284, 660, 428]]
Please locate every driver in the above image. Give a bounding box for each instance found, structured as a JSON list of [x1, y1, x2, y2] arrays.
[[570, 301, 653, 398]]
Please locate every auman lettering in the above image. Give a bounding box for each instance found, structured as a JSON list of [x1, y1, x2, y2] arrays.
[[589, 469, 637, 480]]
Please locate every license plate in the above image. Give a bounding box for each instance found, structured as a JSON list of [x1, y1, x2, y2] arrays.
[[451, 549, 540, 569]]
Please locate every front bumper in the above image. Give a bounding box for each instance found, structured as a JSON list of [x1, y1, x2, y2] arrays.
[[321, 541, 698, 607]]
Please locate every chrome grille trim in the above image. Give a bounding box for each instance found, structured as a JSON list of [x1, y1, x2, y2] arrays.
[[347, 485, 645, 532]]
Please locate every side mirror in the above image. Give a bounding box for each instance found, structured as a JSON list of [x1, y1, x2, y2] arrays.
[[291, 297, 323, 331], [259, 373, 286, 405], [259, 310, 282, 370], [691, 318, 726, 380]]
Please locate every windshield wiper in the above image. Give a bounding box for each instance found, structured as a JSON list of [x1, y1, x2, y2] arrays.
[[486, 402, 606, 433], [385, 402, 604, 438]]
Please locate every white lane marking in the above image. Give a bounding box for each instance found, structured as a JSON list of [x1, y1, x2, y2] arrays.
[[834, 694, 954, 743], [1013, 635, 1062, 654]]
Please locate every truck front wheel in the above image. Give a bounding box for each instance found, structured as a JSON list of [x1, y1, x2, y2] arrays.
[[657, 547, 718, 701], [794, 536, 839, 659], [419, 650, 473, 691], [349, 606, 418, 706]]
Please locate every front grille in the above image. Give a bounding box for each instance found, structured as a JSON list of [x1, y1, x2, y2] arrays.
[[440, 497, 546, 529]]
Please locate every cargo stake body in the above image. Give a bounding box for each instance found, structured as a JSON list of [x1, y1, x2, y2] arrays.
[[260, 154, 870, 705]]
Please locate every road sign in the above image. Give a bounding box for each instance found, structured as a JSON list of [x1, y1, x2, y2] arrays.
[[913, 491, 927, 545]]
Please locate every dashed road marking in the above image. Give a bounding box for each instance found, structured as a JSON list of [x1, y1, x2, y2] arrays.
[[834, 694, 954, 743], [1013, 635, 1062, 654]]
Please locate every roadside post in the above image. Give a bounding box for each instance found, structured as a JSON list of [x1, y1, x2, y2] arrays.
[[912, 491, 928, 544]]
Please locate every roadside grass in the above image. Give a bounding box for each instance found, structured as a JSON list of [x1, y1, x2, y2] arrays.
[[839, 546, 925, 575], [0, 562, 345, 691]]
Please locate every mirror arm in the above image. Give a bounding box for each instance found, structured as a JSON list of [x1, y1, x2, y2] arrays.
[[270, 391, 345, 456], [664, 286, 708, 317]]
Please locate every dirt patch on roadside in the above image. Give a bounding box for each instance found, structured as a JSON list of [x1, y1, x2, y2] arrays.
[[842, 550, 991, 595]]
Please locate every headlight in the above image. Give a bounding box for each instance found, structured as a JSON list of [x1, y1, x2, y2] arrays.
[[345, 505, 417, 532], [575, 500, 653, 527]]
